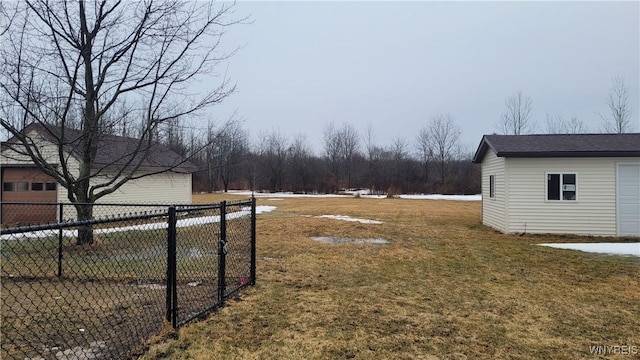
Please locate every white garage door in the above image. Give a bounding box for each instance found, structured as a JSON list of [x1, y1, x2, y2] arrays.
[[617, 163, 640, 236]]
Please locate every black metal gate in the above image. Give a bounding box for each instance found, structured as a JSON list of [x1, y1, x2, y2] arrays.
[[0, 199, 256, 359]]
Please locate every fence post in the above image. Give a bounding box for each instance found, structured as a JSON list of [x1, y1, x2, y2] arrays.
[[250, 197, 256, 285], [57, 203, 63, 277], [166, 206, 178, 328], [218, 201, 227, 306]]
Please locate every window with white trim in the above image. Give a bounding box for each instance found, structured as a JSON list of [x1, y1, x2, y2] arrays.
[[547, 173, 576, 201]]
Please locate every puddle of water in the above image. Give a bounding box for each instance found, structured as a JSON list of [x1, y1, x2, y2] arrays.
[[311, 236, 389, 244]]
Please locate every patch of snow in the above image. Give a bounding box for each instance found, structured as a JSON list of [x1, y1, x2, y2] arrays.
[[538, 243, 640, 257], [316, 215, 383, 224], [255, 205, 277, 214], [1, 206, 277, 240], [228, 190, 346, 198], [311, 236, 389, 244], [35, 341, 109, 360], [398, 194, 481, 201], [224, 190, 481, 201], [136, 283, 166, 290]]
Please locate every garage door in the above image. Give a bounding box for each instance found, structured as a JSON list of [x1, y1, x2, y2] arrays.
[[1, 167, 58, 225], [617, 164, 640, 236]]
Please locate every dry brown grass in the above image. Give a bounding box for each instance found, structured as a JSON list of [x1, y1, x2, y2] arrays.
[[141, 194, 640, 360]]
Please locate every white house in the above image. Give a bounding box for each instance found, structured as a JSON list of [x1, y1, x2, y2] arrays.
[[472, 134, 640, 237], [1, 123, 197, 223]]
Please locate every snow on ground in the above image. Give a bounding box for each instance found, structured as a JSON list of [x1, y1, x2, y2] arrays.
[[539, 243, 640, 257], [227, 190, 346, 198], [311, 236, 389, 244], [398, 194, 481, 201], [225, 190, 481, 201], [255, 205, 277, 214], [0, 206, 277, 240], [315, 215, 383, 224]]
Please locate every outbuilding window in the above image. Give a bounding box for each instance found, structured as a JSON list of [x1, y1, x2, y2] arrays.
[[489, 175, 495, 198], [547, 173, 576, 201]]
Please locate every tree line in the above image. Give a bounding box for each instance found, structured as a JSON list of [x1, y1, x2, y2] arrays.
[[167, 117, 480, 195]]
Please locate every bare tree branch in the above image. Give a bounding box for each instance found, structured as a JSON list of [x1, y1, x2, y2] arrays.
[[546, 114, 588, 134], [1, 0, 245, 244], [599, 76, 634, 133], [496, 91, 534, 135]]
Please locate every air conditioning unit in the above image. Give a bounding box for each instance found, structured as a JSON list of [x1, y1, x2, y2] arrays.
[[562, 184, 575, 191]]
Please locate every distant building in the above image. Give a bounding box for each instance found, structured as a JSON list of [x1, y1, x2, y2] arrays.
[[1, 123, 197, 224], [472, 134, 640, 237]]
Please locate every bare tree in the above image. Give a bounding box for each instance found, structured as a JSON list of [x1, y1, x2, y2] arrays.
[[322, 121, 360, 190], [322, 121, 342, 188], [545, 114, 588, 134], [415, 126, 433, 186], [363, 121, 376, 168], [600, 76, 634, 133], [389, 136, 409, 191], [256, 129, 288, 192], [288, 133, 314, 193], [0, 1, 242, 243], [339, 123, 360, 189], [496, 91, 534, 135], [207, 122, 248, 192], [428, 113, 461, 185]]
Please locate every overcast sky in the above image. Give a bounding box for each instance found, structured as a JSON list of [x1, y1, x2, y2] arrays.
[[211, 1, 640, 154]]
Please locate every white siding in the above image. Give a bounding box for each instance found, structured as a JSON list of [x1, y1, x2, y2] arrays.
[[481, 149, 507, 232], [504, 157, 640, 236], [98, 172, 192, 204], [60, 172, 192, 219], [1, 131, 65, 166]]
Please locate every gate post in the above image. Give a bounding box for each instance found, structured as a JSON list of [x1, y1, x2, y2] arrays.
[[250, 197, 256, 285], [57, 203, 63, 277], [218, 201, 227, 305], [166, 206, 178, 328]]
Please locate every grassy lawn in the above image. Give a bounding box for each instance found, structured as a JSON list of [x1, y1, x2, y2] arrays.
[[141, 193, 639, 360]]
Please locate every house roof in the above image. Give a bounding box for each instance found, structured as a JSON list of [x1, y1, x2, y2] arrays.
[[472, 133, 640, 163], [3, 123, 198, 173]]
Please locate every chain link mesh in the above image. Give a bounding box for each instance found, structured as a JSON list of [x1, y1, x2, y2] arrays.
[[1, 200, 255, 359]]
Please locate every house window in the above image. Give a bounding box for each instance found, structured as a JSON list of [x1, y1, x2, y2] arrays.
[[3, 182, 15, 191], [489, 175, 495, 198], [16, 182, 29, 191], [547, 173, 577, 201], [32, 182, 44, 191], [45, 182, 57, 191]]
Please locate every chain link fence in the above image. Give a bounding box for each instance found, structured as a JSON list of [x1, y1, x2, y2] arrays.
[[1, 199, 256, 359]]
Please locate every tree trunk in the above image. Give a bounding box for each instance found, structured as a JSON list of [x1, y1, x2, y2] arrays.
[[75, 203, 94, 245]]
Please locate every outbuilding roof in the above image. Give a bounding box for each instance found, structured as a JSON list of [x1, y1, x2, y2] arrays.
[[472, 133, 640, 163], [3, 123, 198, 173]]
